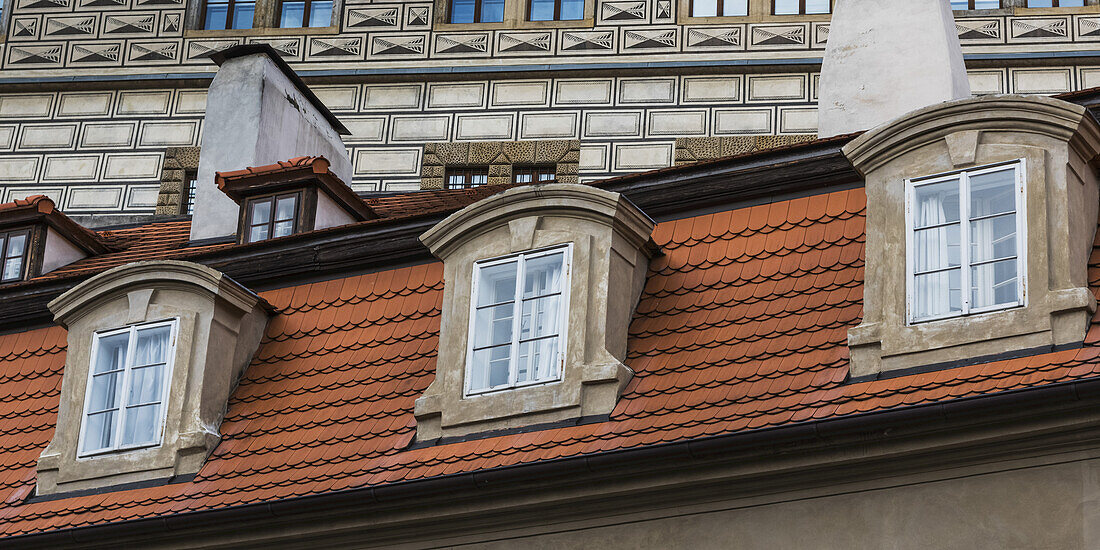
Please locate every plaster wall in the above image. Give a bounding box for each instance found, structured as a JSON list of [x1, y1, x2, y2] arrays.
[[40, 227, 85, 275], [313, 190, 356, 231]]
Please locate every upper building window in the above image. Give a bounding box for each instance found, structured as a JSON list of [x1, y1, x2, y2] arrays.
[[450, 0, 505, 23], [907, 161, 1025, 323], [513, 165, 557, 184], [773, 0, 830, 15], [467, 245, 570, 395], [245, 193, 299, 243], [279, 0, 334, 27], [1025, 0, 1084, 6], [202, 0, 255, 30], [0, 229, 30, 283], [529, 0, 584, 21], [447, 167, 490, 189], [80, 320, 176, 457], [691, 0, 747, 16], [950, 0, 1000, 9]]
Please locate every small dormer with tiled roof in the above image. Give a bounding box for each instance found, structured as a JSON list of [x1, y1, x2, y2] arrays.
[[0, 195, 109, 284], [216, 156, 377, 245]]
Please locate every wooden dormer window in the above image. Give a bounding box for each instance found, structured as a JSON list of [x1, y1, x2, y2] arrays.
[[245, 192, 301, 243], [0, 229, 31, 283]]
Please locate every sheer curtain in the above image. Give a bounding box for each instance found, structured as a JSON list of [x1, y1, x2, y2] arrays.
[[122, 327, 170, 446]]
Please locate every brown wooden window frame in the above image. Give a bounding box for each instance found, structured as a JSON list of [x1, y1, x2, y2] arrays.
[[512, 165, 557, 184], [0, 228, 32, 283], [243, 191, 302, 244], [951, 0, 1002, 8], [277, 0, 335, 28], [446, 167, 490, 189], [200, 0, 256, 30], [526, 0, 585, 21], [771, 0, 832, 15], [689, 0, 748, 17]]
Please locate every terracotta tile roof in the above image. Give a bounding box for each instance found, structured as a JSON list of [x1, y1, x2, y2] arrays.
[[215, 156, 324, 182], [4, 187, 1100, 536], [0, 195, 108, 255], [364, 185, 518, 218]]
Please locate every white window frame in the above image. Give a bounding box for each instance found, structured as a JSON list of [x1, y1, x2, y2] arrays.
[[905, 159, 1028, 324], [464, 244, 572, 397], [76, 318, 178, 458]]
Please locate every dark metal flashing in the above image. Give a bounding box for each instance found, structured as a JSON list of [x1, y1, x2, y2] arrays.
[[186, 235, 236, 248], [408, 414, 611, 450], [847, 341, 1086, 385], [11, 374, 1100, 548], [208, 44, 351, 136], [24, 474, 196, 505]]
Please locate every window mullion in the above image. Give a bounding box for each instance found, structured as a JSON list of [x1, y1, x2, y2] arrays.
[[113, 326, 138, 451], [961, 173, 971, 315], [509, 256, 525, 388]]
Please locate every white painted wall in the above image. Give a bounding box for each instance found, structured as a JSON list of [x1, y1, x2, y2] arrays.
[[817, 0, 971, 138], [191, 52, 352, 242], [314, 192, 356, 231], [41, 227, 86, 275]]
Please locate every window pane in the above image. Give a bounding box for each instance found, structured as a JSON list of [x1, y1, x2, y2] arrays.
[[521, 295, 561, 341], [914, 179, 961, 227], [913, 225, 961, 272], [273, 220, 294, 238], [515, 173, 533, 183], [249, 224, 270, 243], [88, 372, 122, 412], [969, 168, 1016, 218], [805, 0, 829, 13], [251, 199, 271, 225], [451, 0, 475, 22], [275, 195, 297, 222], [972, 259, 1018, 309], [539, 171, 555, 181], [723, 0, 747, 15], [474, 304, 514, 349], [1027, 0, 1054, 5], [692, 0, 718, 16], [913, 269, 962, 319], [134, 325, 170, 366], [1059, 0, 1086, 5], [471, 173, 488, 186], [204, 2, 228, 29], [975, 0, 999, 7], [128, 365, 164, 405], [477, 261, 517, 306], [6, 233, 25, 259], [529, 0, 555, 20], [94, 332, 129, 374], [82, 410, 115, 453], [517, 337, 559, 384], [774, 0, 798, 14], [524, 253, 564, 298], [970, 213, 1016, 264], [482, 0, 505, 21], [280, 1, 305, 26], [2, 257, 22, 281], [121, 403, 161, 446], [232, 2, 255, 29], [560, 0, 584, 19], [470, 345, 511, 391], [309, 0, 333, 26]]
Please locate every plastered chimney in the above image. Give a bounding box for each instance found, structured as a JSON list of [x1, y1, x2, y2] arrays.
[[817, 0, 971, 138], [190, 45, 352, 242]]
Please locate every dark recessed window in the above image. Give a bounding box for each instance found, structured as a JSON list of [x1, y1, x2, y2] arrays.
[[245, 193, 299, 243], [183, 170, 198, 216], [950, 0, 1000, 8], [512, 166, 556, 184], [691, 0, 747, 16], [450, 0, 505, 23], [0, 229, 30, 283], [279, 0, 334, 27], [1025, 0, 1083, 6], [529, 0, 584, 21], [447, 167, 490, 189], [773, 0, 830, 14], [202, 0, 255, 30]]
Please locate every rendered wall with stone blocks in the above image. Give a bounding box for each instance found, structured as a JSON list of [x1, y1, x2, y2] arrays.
[[0, 0, 1097, 213]]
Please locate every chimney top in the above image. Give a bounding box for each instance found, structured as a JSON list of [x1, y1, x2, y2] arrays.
[[817, 0, 971, 138]]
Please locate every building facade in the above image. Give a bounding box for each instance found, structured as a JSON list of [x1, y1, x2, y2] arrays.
[[0, 0, 1098, 222]]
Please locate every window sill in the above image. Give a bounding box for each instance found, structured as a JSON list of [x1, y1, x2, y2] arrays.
[[1014, 5, 1100, 15], [909, 303, 1024, 326], [433, 18, 595, 31], [184, 26, 340, 39]]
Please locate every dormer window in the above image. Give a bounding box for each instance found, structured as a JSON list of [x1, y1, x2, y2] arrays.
[[467, 245, 571, 395], [80, 320, 177, 456], [907, 161, 1025, 323], [0, 229, 30, 283], [245, 192, 300, 243]]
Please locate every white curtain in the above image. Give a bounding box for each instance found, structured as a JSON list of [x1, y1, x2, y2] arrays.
[[971, 216, 995, 309], [122, 328, 169, 445], [915, 195, 951, 319]]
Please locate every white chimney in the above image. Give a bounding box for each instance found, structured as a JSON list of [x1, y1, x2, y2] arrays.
[[190, 45, 353, 242], [817, 0, 971, 138]]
